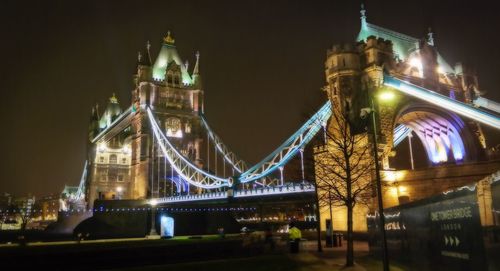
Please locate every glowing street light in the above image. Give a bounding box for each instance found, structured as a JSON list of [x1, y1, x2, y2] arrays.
[[363, 91, 391, 271], [378, 91, 395, 101]]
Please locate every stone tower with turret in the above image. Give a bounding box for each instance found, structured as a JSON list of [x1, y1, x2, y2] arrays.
[[314, 5, 489, 233], [85, 32, 205, 207]]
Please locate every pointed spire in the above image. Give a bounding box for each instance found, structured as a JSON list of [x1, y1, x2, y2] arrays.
[[145, 40, 152, 64], [110, 93, 118, 104], [184, 59, 189, 71], [90, 105, 99, 121], [163, 31, 175, 45], [192, 51, 202, 87], [427, 27, 435, 46], [360, 3, 367, 27], [95, 103, 99, 116], [193, 51, 200, 75], [137, 51, 142, 63]]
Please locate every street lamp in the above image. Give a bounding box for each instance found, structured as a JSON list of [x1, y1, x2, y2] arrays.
[[148, 199, 159, 238], [361, 90, 391, 271]]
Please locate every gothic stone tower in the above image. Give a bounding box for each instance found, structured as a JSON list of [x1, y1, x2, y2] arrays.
[[314, 6, 488, 233], [86, 32, 204, 207]]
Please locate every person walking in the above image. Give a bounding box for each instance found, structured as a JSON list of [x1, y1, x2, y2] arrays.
[[288, 222, 302, 253]]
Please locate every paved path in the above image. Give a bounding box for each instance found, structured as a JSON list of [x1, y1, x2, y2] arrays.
[[289, 241, 371, 271]]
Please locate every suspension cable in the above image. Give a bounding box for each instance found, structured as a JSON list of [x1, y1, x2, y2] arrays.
[[300, 148, 305, 183], [151, 132, 155, 198], [207, 133, 210, 172], [164, 156, 167, 198]]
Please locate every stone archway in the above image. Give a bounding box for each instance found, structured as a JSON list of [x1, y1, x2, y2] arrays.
[[390, 103, 483, 166]]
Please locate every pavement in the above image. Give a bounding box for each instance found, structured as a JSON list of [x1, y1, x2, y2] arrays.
[[285, 241, 396, 271]]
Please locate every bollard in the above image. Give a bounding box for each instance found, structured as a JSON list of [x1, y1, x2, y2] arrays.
[[326, 233, 333, 247]]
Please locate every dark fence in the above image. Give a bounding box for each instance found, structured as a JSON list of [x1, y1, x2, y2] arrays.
[[368, 182, 496, 271]]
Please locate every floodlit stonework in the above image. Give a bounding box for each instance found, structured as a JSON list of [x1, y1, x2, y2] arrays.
[[314, 6, 498, 232]]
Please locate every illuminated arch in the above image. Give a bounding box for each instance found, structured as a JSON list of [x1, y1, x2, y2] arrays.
[[393, 103, 481, 165]]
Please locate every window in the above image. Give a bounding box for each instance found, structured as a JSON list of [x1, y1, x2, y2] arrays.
[[100, 175, 107, 182], [174, 75, 180, 86], [99, 156, 105, 163], [109, 154, 117, 164], [165, 117, 183, 138], [167, 72, 173, 85], [118, 175, 124, 182], [122, 158, 127, 164], [108, 174, 117, 182]]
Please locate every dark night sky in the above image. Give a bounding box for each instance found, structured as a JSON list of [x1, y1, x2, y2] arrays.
[[1, 0, 499, 197]]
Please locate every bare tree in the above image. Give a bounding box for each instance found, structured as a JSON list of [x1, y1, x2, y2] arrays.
[[313, 103, 376, 267], [15, 199, 37, 232]]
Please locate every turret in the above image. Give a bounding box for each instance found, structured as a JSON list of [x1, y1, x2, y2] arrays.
[[192, 51, 202, 88], [361, 36, 394, 67], [88, 105, 100, 141], [99, 93, 123, 130], [325, 43, 363, 125], [418, 39, 439, 85], [360, 3, 367, 29], [133, 41, 153, 86], [455, 62, 480, 103]]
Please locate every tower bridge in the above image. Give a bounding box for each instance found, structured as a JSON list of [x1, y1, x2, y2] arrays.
[[63, 6, 500, 236]]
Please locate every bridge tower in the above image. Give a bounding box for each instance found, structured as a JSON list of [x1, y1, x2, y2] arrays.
[[314, 5, 491, 233], [85, 32, 205, 207]]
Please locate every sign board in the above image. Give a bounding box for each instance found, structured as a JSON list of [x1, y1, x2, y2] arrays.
[[367, 186, 487, 270], [160, 216, 174, 238]]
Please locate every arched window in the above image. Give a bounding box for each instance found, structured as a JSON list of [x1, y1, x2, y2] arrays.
[[174, 75, 180, 86], [109, 154, 117, 164], [167, 71, 174, 85]]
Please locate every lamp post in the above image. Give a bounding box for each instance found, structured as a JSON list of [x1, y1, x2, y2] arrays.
[[368, 93, 390, 271], [148, 199, 159, 238]]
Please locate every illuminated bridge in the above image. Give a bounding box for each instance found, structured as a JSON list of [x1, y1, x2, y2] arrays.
[[67, 72, 500, 207], [64, 13, 500, 229]]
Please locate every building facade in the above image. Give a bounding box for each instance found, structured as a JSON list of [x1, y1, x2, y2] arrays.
[[314, 6, 495, 233], [85, 32, 205, 207]]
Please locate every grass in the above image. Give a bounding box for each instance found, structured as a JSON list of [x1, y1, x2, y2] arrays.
[[0, 234, 242, 254]]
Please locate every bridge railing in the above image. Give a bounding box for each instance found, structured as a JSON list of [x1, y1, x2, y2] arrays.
[[156, 191, 228, 204], [154, 182, 316, 203], [234, 182, 316, 198]]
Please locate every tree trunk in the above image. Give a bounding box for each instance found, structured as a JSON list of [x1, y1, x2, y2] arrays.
[[346, 202, 354, 266]]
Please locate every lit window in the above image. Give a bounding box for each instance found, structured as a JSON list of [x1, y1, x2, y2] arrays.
[[165, 117, 183, 138], [109, 154, 117, 164]]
